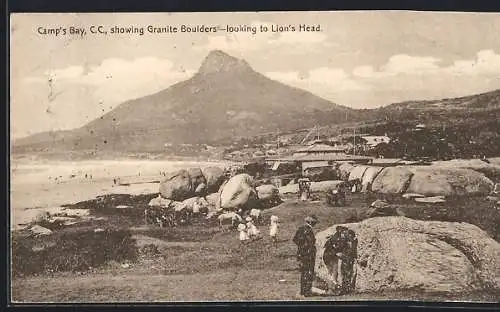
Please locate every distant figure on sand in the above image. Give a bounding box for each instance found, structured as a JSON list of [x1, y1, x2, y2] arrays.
[[269, 215, 279, 244]]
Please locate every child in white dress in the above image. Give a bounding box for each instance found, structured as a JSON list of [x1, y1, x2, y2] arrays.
[[238, 222, 249, 244], [246, 216, 261, 240], [269, 215, 279, 244]]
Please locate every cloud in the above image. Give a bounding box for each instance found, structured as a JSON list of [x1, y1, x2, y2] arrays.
[[265, 50, 500, 109], [382, 54, 441, 74], [353, 50, 500, 78], [266, 66, 368, 102], [47, 66, 85, 80], [346, 50, 500, 107], [14, 57, 195, 138], [307, 67, 362, 90], [24, 57, 195, 105], [446, 49, 500, 76], [265, 71, 302, 83], [352, 65, 384, 78]]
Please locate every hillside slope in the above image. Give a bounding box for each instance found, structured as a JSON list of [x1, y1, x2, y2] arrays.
[[14, 50, 359, 152]]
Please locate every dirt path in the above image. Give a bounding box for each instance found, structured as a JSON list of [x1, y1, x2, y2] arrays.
[[12, 269, 499, 302]]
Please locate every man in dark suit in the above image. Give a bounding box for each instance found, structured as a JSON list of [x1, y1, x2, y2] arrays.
[[293, 215, 319, 297], [339, 229, 358, 295]]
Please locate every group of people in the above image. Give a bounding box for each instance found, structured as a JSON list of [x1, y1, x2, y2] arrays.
[[293, 215, 358, 297], [237, 214, 280, 244], [298, 178, 312, 201]]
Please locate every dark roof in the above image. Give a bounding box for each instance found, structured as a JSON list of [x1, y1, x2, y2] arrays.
[[295, 143, 347, 153], [266, 153, 373, 162]]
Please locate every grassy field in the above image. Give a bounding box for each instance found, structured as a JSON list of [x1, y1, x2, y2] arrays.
[[11, 191, 500, 303]]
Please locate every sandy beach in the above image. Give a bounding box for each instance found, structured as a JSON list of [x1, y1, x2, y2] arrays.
[[10, 159, 233, 229]]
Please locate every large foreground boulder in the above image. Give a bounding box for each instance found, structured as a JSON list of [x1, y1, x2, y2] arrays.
[[201, 166, 226, 193], [315, 217, 500, 293], [219, 173, 258, 211], [372, 167, 414, 194], [159, 170, 192, 201], [361, 167, 384, 192], [406, 167, 494, 197]]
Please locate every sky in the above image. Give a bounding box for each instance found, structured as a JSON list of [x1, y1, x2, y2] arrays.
[[10, 11, 500, 139]]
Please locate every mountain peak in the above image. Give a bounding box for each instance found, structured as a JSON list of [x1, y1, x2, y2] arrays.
[[197, 50, 253, 75]]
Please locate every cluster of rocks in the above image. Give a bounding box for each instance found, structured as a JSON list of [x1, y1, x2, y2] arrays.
[[151, 166, 282, 223], [339, 163, 497, 200]]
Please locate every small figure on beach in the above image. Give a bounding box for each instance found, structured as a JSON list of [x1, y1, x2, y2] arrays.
[[269, 215, 279, 244]]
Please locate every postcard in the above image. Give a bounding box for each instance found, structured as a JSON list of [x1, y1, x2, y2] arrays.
[[9, 11, 500, 303]]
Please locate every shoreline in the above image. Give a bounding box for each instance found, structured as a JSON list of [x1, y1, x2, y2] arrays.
[[10, 158, 238, 229]]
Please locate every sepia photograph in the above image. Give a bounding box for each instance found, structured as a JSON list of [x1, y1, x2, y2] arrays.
[[9, 11, 500, 303]]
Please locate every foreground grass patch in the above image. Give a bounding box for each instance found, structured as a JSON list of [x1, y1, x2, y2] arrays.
[[12, 226, 138, 277]]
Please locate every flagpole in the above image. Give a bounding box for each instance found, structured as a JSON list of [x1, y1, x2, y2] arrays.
[[354, 126, 356, 155]]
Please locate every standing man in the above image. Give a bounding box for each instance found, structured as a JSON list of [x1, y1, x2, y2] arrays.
[[339, 229, 358, 295], [293, 215, 319, 297], [322, 226, 349, 292]]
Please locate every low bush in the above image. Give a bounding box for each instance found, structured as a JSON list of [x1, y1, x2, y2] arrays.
[[12, 226, 137, 277]]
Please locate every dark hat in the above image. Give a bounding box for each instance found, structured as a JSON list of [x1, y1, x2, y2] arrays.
[[336, 225, 348, 232], [305, 215, 319, 224]]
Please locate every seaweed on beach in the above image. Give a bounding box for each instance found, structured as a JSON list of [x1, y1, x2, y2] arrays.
[[61, 193, 157, 211], [12, 226, 138, 277]]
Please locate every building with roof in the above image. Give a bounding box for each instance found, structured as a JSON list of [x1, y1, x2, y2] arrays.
[[361, 135, 391, 148], [266, 142, 373, 173], [293, 143, 347, 156]]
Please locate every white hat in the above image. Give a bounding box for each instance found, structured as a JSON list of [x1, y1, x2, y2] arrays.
[[245, 216, 252, 222], [270, 215, 279, 222]]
